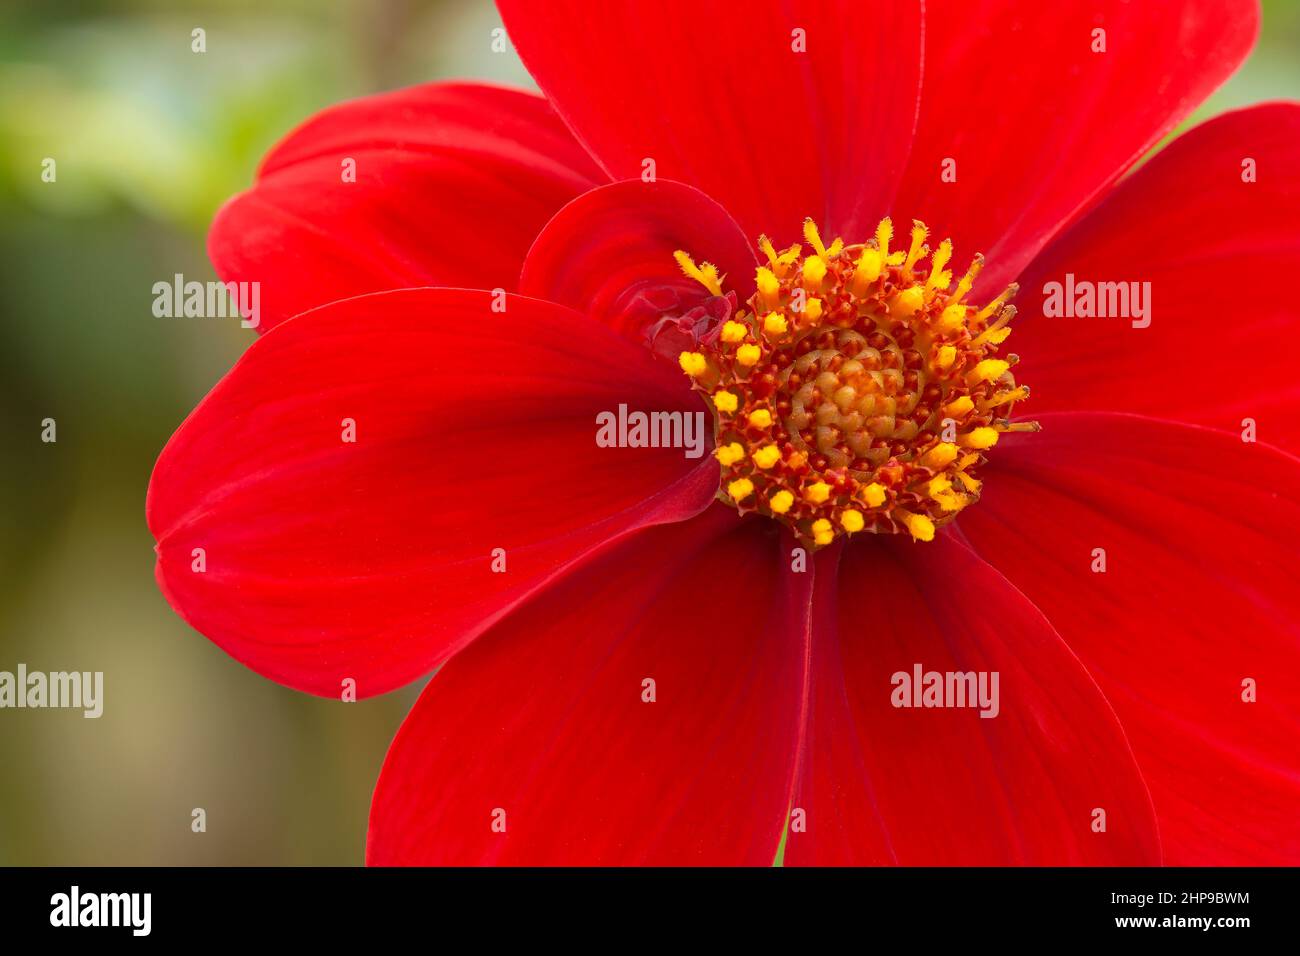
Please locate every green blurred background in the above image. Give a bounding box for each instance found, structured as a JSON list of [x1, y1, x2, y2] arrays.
[[0, 0, 1296, 865]]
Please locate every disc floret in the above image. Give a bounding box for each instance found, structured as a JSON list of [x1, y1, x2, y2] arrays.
[[677, 217, 1038, 548]]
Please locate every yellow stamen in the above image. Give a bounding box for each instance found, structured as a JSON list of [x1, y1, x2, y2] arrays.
[[673, 250, 722, 296], [727, 477, 754, 502], [902, 221, 928, 274], [803, 219, 827, 257], [851, 248, 883, 295], [804, 297, 823, 321], [948, 254, 983, 306], [804, 481, 831, 504], [976, 285, 1018, 323], [861, 482, 886, 508], [935, 493, 964, 513], [875, 218, 893, 258], [980, 387, 1029, 411], [720, 320, 748, 343], [926, 239, 953, 293], [811, 518, 834, 546], [897, 509, 935, 542], [802, 218, 843, 259], [937, 303, 966, 335], [943, 395, 975, 418], [759, 237, 803, 276], [762, 312, 788, 336], [972, 306, 1018, 347], [927, 475, 963, 512], [736, 343, 762, 367], [752, 444, 782, 469], [756, 266, 781, 307], [959, 427, 999, 450], [679, 351, 708, 377], [774, 245, 802, 276], [770, 489, 794, 514], [715, 442, 745, 466], [966, 359, 1010, 386], [801, 255, 826, 289], [920, 442, 959, 469], [713, 390, 739, 413], [840, 509, 865, 533], [748, 408, 773, 429], [894, 285, 924, 316]]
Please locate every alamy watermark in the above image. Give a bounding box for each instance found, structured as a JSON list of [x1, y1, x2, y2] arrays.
[[50, 886, 150, 936], [595, 404, 707, 459], [0, 664, 103, 718], [1042, 273, 1151, 328], [152, 273, 260, 329], [891, 663, 1000, 718]]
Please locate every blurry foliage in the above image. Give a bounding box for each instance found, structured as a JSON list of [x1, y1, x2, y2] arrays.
[[0, 0, 1296, 864], [0, 0, 532, 229]]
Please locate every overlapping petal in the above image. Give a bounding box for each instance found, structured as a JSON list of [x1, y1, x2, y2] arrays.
[[960, 413, 1300, 864], [1010, 103, 1300, 453], [148, 288, 717, 698], [895, 0, 1259, 294], [520, 178, 757, 342], [498, 0, 922, 246], [368, 509, 812, 865], [209, 82, 604, 333], [785, 535, 1161, 865]]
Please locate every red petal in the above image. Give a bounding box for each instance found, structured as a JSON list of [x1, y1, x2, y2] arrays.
[[148, 289, 718, 698], [961, 412, 1300, 864], [786, 535, 1160, 865], [208, 82, 604, 333], [894, 0, 1258, 294], [498, 0, 922, 245], [367, 509, 813, 865], [1010, 103, 1300, 452], [520, 179, 757, 342]]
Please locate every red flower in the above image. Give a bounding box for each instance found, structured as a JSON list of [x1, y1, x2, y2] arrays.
[[148, 0, 1300, 865]]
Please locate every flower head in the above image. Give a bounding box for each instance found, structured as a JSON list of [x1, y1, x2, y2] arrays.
[[149, 0, 1300, 867], [678, 218, 1036, 546]]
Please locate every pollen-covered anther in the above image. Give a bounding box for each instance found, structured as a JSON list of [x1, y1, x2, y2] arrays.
[[715, 442, 745, 467], [674, 216, 1038, 549], [752, 444, 782, 469], [713, 390, 739, 413]]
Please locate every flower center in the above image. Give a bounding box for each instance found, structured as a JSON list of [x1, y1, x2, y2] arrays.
[[675, 217, 1037, 548]]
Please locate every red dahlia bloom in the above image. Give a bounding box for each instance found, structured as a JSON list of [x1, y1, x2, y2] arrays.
[[147, 0, 1300, 865]]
